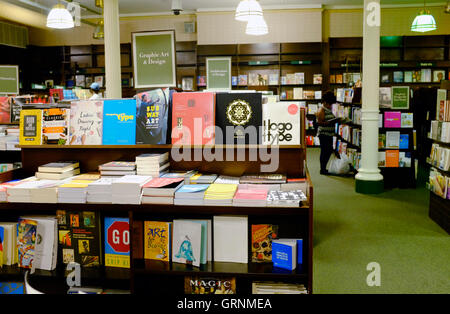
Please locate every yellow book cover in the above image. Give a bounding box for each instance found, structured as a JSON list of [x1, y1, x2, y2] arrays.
[[19, 109, 43, 145], [144, 221, 172, 261], [204, 184, 238, 199], [59, 180, 94, 188]]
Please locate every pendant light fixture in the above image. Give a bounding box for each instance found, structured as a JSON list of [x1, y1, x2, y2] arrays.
[[411, 0, 437, 32], [46, 2, 75, 29], [245, 15, 268, 36], [235, 0, 263, 22], [93, 20, 104, 39]]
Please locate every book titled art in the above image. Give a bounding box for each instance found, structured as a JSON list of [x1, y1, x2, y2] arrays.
[[69, 100, 104, 145], [42, 108, 70, 145], [102, 99, 136, 145], [19, 109, 43, 145], [135, 88, 171, 144], [171, 92, 215, 145], [144, 221, 172, 261], [104, 217, 130, 268]]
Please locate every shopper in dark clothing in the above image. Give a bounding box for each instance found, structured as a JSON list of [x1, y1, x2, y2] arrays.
[[317, 91, 339, 175]]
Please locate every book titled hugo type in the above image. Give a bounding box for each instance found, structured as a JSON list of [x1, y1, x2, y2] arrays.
[[102, 99, 136, 145], [215, 92, 262, 144], [171, 92, 215, 145], [263, 101, 301, 145], [104, 217, 130, 268], [69, 100, 104, 145], [144, 221, 172, 262], [135, 88, 171, 145], [42, 108, 70, 145], [19, 109, 43, 145]]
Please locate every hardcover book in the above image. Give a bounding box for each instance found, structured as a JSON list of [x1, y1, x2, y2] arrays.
[[69, 100, 104, 145], [104, 217, 130, 268], [102, 99, 136, 145], [57, 210, 102, 267], [215, 92, 263, 144], [184, 276, 236, 294], [384, 111, 401, 128], [262, 101, 301, 145], [42, 108, 70, 145], [135, 88, 171, 144], [19, 109, 43, 145], [171, 92, 215, 145], [0, 97, 10, 123], [144, 221, 172, 262], [251, 224, 278, 263], [172, 220, 202, 267]]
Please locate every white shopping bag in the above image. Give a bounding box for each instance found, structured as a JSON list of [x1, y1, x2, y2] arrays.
[[326, 153, 351, 175]]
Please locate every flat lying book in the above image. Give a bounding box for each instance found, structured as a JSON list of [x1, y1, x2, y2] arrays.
[[38, 162, 79, 173], [204, 184, 238, 206], [141, 178, 185, 197], [266, 190, 307, 207], [189, 173, 218, 184], [35, 168, 80, 180], [240, 174, 287, 184], [232, 188, 268, 207], [99, 161, 136, 171]]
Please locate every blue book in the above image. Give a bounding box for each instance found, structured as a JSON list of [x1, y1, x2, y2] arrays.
[[272, 239, 297, 270], [176, 184, 210, 194], [399, 134, 409, 149], [102, 99, 136, 145]]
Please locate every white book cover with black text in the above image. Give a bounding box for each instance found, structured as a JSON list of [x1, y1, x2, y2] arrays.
[[262, 102, 301, 145]]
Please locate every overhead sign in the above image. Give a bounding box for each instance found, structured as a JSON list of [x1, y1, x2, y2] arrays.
[[132, 30, 177, 89], [0, 65, 19, 95], [206, 57, 231, 91]]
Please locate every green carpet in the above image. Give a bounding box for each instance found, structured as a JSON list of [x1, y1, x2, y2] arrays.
[[307, 148, 450, 294]]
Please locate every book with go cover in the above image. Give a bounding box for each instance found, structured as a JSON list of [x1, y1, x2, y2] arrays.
[[144, 221, 172, 262], [171, 92, 216, 145], [104, 217, 130, 268], [69, 100, 103, 145], [19, 109, 43, 145]]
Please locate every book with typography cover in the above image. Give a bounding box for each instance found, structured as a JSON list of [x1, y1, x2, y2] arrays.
[[184, 276, 236, 294], [57, 210, 102, 267], [262, 101, 301, 145], [42, 108, 70, 145], [215, 92, 262, 144], [69, 100, 103, 145], [102, 99, 136, 145], [104, 217, 130, 268], [19, 109, 43, 145], [144, 221, 172, 262], [171, 92, 215, 145], [135, 88, 171, 144], [251, 224, 278, 263], [0, 97, 10, 123]]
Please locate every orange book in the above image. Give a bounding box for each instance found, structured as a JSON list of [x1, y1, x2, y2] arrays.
[[171, 92, 215, 145], [385, 150, 399, 167]]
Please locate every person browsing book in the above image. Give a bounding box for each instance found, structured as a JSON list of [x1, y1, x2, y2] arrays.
[[316, 91, 340, 175]]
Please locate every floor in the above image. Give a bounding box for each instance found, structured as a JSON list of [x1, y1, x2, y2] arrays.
[[307, 148, 450, 294]]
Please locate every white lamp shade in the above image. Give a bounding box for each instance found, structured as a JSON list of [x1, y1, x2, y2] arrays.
[[46, 3, 74, 29], [235, 0, 263, 22], [411, 12, 437, 32], [246, 15, 268, 36]]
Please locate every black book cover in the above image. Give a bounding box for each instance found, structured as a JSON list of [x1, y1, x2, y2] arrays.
[[215, 92, 262, 144], [57, 210, 102, 267]]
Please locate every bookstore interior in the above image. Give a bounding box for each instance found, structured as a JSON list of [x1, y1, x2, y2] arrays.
[[0, 0, 449, 297]]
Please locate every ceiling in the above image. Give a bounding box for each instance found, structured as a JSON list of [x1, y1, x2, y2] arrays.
[[3, 0, 449, 17]]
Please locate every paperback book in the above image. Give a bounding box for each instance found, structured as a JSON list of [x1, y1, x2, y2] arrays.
[[251, 224, 278, 262], [184, 276, 236, 294], [69, 100, 104, 145], [172, 220, 202, 267], [102, 99, 136, 145], [262, 101, 301, 145], [144, 221, 172, 262], [104, 217, 130, 268], [42, 108, 70, 145], [19, 109, 43, 145]]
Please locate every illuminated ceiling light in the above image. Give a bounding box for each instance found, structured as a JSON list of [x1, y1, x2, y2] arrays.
[[411, 1, 437, 32], [235, 0, 263, 22], [93, 20, 104, 39], [46, 3, 74, 29], [245, 15, 268, 36]]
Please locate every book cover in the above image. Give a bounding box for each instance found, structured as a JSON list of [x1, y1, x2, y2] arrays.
[[399, 134, 409, 149], [268, 73, 279, 86], [313, 74, 322, 84], [251, 224, 278, 262], [104, 217, 130, 268], [379, 87, 392, 108], [378, 134, 386, 148], [238, 75, 248, 86], [19, 109, 43, 145], [272, 239, 297, 270], [184, 276, 236, 294], [10, 97, 24, 123], [213, 216, 248, 264], [57, 210, 102, 267], [262, 101, 301, 145], [384, 111, 401, 128], [49, 89, 64, 102], [172, 220, 202, 267], [69, 100, 103, 145], [94, 76, 104, 87], [401, 113, 413, 128], [386, 131, 400, 148], [0, 97, 11, 123], [231, 76, 238, 86], [393, 71, 404, 83], [215, 92, 263, 144], [17, 218, 37, 269], [335, 74, 343, 84], [294, 72, 304, 84], [171, 92, 215, 145], [404, 71, 413, 83], [144, 221, 172, 261], [385, 150, 399, 167], [42, 108, 70, 145], [102, 99, 136, 145], [197, 76, 206, 87], [391, 86, 410, 110], [433, 70, 445, 83], [135, 88, 171, 144]]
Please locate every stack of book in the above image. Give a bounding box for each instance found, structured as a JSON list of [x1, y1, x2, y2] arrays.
[[111, 175, 152, 204], [266, 190, 307, 207], [30, 179, 67, 203], [6, 180, 41, 203], [98, 161, 136, 178], [232, 187, 268, 207], [174, 184, 210, 206], [87, 178, 117, 203], [239, 174, 287, 184], [203, 183, 238, 206], [214, 175, 241, 184], [162, 170, 198, 184], [189, 173, 218, 184], [0, 181, 21, 202], [135, 153, 170, 176], [35, 162, 80, 180], [252, 282, 307, 294], [58, 180, 94, 203], [141, 177, 184, 204]]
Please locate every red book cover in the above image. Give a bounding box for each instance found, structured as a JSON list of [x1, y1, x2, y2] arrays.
[[49, 89, 64, 102], [143, 177, 184, 188], [0, 97, 11, 123], [171, 92, 215, 145]]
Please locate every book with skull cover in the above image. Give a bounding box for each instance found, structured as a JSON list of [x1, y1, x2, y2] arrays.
[[215, 92, 262, 144]]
